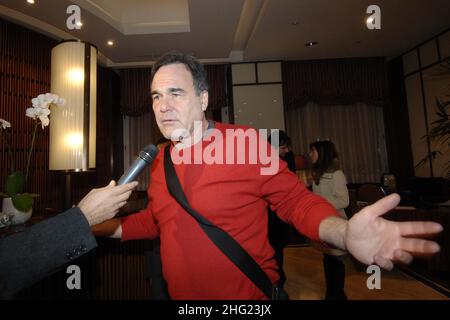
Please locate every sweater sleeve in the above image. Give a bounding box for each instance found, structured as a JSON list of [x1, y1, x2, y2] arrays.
[[120, 204, 159, 241], [0, 208, 97, 298], [260, 160, 340, 242], [329, 170, 350, 211]]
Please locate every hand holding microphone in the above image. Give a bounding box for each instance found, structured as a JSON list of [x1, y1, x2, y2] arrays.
[[78, 180, 139, 226], [81, 144, 159, 226]]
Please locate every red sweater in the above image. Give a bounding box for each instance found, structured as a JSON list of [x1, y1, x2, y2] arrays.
[[121, 122, 339, 299]]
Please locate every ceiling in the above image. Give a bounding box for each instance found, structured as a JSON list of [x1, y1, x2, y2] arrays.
[[0, 0, 449, 67]]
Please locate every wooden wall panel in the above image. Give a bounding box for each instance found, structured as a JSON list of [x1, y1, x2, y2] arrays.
[[94, 239, 153, 300], [2, 18, 151, 300], [0, 17, 59, 213]]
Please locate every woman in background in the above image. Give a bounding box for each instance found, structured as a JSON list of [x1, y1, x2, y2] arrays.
[[309, 140, 349, 300]]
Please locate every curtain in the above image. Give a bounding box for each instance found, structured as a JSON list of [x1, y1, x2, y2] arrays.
[[282, 58, 389, 110], [286, 102, 389, 183], [205, 64, 228, 111], [119, 64, 228, 116], [120, 68, 152, 116], [124, 112, 163, 190]]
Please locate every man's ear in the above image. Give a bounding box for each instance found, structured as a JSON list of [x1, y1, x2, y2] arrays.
[[200, 91, 208, 112]]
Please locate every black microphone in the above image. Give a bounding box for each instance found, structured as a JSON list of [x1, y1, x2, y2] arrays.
[[117, 144, 159, 185]]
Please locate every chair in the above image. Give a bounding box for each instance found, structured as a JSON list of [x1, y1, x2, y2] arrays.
[[357, 184, 386, 209], [345, 189, 359, 219]]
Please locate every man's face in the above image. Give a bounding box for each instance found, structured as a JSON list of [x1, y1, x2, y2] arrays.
[[279, 144, 289, 157], [151, 63, 208, 140]]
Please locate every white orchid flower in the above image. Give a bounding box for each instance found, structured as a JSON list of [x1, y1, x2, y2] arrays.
[[41, 94, 53, 108], [46, 93, 58, 104], [40, 116, 50, 128], [56, 97, 66, 107], [0, 118, 11, 129], [26, 107, 37, 119], [32, 95, 48, 109], [32, 93, 65, 109], [27, 93, 64, 129], [31, 97, 40, 108], [26, 107, 51, 128]]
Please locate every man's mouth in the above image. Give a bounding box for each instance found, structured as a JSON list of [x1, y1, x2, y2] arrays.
[[162, 119, 177, 124]]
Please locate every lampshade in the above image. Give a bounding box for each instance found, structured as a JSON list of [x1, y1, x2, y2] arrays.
[[49, 41, 97, 171]]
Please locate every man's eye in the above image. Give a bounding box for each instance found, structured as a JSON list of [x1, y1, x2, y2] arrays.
[[152, 95, 159, 101]]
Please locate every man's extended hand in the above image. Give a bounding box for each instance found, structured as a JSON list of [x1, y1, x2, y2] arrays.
[[345, 193, 443, 270], [77, 180, 138, 226]]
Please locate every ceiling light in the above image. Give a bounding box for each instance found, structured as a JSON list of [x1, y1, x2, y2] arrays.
[[107, 41, 114, 46], [26, 0, 35, 4], [367, 17, 374, 24], [304, 41, 318, 48], [291, 21, 299, 26], [76, 21, 83, 27]]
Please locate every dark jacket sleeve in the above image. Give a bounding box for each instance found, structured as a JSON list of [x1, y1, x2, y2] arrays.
[[0, 207, 97, 298]]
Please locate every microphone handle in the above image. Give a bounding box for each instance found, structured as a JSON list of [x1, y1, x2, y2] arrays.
[[117, 157, 149, 185]]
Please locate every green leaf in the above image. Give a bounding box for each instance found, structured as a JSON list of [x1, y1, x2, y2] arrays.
[[12, 193, 34, 212], [415, 150, 441, 168], [5, 171, 25, 197]]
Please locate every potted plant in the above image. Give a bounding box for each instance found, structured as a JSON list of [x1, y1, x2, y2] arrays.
[[416, 61, 450, 178], [0, 93, 65, 225], [416, 96, 450, 177]]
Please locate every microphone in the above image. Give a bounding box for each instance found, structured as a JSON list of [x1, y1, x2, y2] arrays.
[[117, 144, 159, 185]]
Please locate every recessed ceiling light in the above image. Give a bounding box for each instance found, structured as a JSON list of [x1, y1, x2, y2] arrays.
[[304, 41, 318, 48], [26, 0, 35, 4], [107, 40, 114, 46]]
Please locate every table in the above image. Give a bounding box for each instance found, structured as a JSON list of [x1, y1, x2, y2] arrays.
[[385, 206, 450, 293]]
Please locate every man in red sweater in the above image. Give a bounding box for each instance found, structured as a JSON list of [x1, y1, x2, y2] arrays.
[[109, 52, 442, 300]]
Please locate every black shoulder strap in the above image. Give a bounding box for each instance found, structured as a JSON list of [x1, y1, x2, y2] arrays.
[[163, 145, 275, 299]]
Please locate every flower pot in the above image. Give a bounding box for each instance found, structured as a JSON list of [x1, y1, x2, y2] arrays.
[[1, 197, 32, 225]]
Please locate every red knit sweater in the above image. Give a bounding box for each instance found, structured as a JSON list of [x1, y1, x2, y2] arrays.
[[121, 122, 339, 299]]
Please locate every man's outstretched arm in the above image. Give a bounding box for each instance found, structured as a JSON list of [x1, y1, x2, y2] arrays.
[[318, 193, 443, 270]]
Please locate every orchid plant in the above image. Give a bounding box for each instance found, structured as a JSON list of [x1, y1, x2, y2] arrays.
[[0, 93, 65, 211]]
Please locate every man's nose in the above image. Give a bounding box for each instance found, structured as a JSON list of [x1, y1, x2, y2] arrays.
[[158, 96, 171, 112]]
